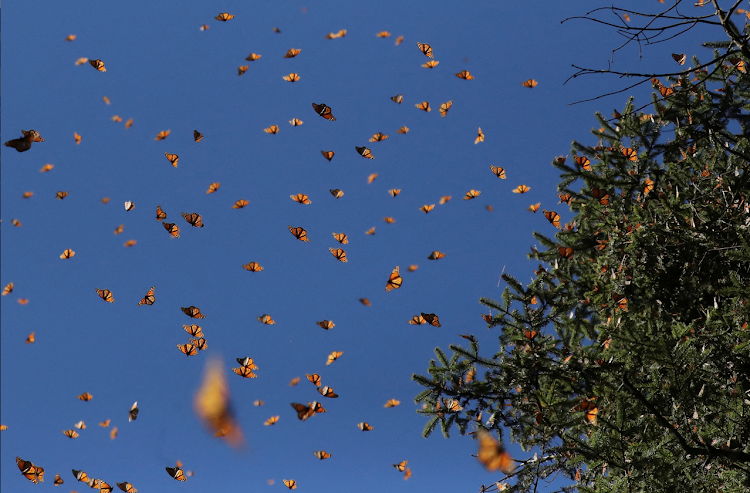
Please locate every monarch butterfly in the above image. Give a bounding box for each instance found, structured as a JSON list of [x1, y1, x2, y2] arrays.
[[138, 286, 155, 306], [415, 101, 431, 112], [22, 191, 33, 198], [184, 324, 204, 337], [422, 60, 439, 68], [397, 126, 409, 133], [557, 246, 574, 259], [383, 216, 395, 223], [253, 401, 264, 408], [215, 12, 234, 21], [166, 466, 187, 481], [512, 184, 531, 194], [573, 399, 599, 424], [233, 366, 257, 378], [129, 401, 139, 421], [574, 156, 591, 170], [368, 173, 378, 184], [621, 147, 638, 161], [282, 73, 300, 82], [357, 422, 374, 431], [376, 31, 391, 37], [456, 70, 474, 79], [391, 94, 403, 104], [182, 212, 204, 227], [74, 132, 82, 144], [329, 248, 347, 262], [181, 306, 205, 318], [321, 150, 335, 161], [152, 205, 166, 220], [612, 293, 628, 311], [189, 337, 208, 351], [177, 343, 198, 356], [325, 32, 337, 39], [78, 392, 93, 401], [475, 127, 485, 144], [644, 178, 655, 195], [55, 191, 69, 200], [477, 430, 514, 473], [41, 164, 54, 172], [384, 398, 400, 407], [356, 146, 374, 159], [336, 29, 347, 37], [257, 314, 275, 324], [237, 65, 248, 76], [317, 386, 339, 398], [592, 188, 610, 205], [154, 130, 170, 140], [369, 132, 388, 142], [125, 118, 133, 129], [388, 189, 401, 197], [463, 189, 480, 200], [558, 193, 572, 204], [521, 79, 538, 88], [245, 53, 261, 61], [17, 457, 44, 483], [439, 195, 452, 205], [72, 421, 86, 431], [439, 100, 453, 117], [359, 298, 372, 306], [75, 57, 89, 65], [243, 262, 263, 272], [314, 450, 332, 460], [124, 201, 135, 211], [330, 189, 344, 198], [421, 313, 441, 327], [73, 469, 89, 482], [365, 226, 376, 235], [490, 165, 507, 179], [404, 468, 412, 480], [264, 416, 279, 425], [207, 182, 220, 194], [65, 34, 76, 42], [428, 251, 446, 260], [291, 402, 320, 421], [672, 52, 687, 65], [54, 473, 64, 486], [236, 357, 258, 369], [395, 35, 404, 45], [89, 59, 106, 72], [112, 115, 122, 122], [306, 373, 322, 386], [326, 350, 343, 365], [117, 482, 138, 493], [2, 282, 13, 295], [384, 266, 403, 292], [264, 125, 279, 134], [96, 288, 115, 303], [99, 419, 110, 427], [543, 209, 561, 228], [283, 479, 297, 489], [527, 203, 541, 213], [60, 249, 75, 259], [63, 429, 79, 438], [408, 315, 426, 325], [163, 222, 180, 238], [332, 232, 348, 244], [288, 225, 309, 242], [291, 193, 312, 204], [393, 460, 408, 471], [283, 48, 301, 58], [417, 42, 433, 57], [18, 298, 29, 304], [312, 102, 336, 121], [289, 118, 303, 126], [233, 199, 249, 209]]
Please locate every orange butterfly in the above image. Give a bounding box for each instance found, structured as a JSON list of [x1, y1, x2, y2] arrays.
[[282, 73, 300, 82], [317, 320, 335, 330], [236, 357, 258, 369], [415, 101, 431, 112], [41, 164, 54, 172], [54, 473, 64, 486], [288, 225, 309, 242], [233, 366, 257, 378], [312, 103, 336, 121], [558, 246, 574, 259], [112, 115, 122, 122], [360, 298, 372, 306], [369, 132, 388, 142], [384, 399, 400, 407], [422, 60, 439, 68], [393, 460, 408, 471], [391, 94, 403, 104], [63, 429, 79, 438], [356, 146, 374, 159], [291, 193, 312, 204], [477, 431, 514, 473], [163, 222, 180, 238], [326, 351, 343, 365], [166, 466, 187, 481], [397, 126, 409, 133], [408, 315, 427, 325], [194, 358, 245, 449], [264, 416, 279, 425], [439, 196, 452, 205], [22, 191, 33, 198], [289, 118, 303, 126], [475, 127, 485, 144], [89, 59, 106, 72], [376, 31, 391, 37], [233, 199, 249, 209], [404, 468, 412, 480], [389, 189, 402, 197], [124, 201, 135, 211], [439, 100, 453, 117], [190, 338, 207, 351], [245, 53, 261, 61], [575, 156, 591, 170], [243, 262, 263, 272], [357, 422, 374, 431], [428, 251, 446, 260], [55, 191, 69, 200], [463, 189, 480, 200], [573, 398, 599, 425], [612, 293, 628, 311], [117, 482, 137, 492], [184, 324, 204, 337], [2, 282, 14, 295], [16, 457, 44, 483], [421, 313, 441, 327], [383, 216, 394, 223], [314, 451, 332, 460], [257, 314, 276, 324], [74, 132, 82, 144], [78, 392, 93, 401], [368, 173, 378, 184], [592, 188, 610, 205], [99, 420, 110, 427], [543, 209, 561, 228], [395, 35, 404, 45], [385, 266, 402, 292], [284, 48, 301, 58], [26, 332, 35, 344], [417, 42, 433, 57], [96, 288, 115, 303], [455, 70, 474, 79], [644, 178, 655, 195], [332, 232, 348, 244], [558, 193, 572, 204], [420, 204, 435, 213], [317, 386, 338, 398], [521, 79, 538, 88], [125, 118, 133, 129], [154, 130, 170, 140], [182, 212, 204, 228], [490, 165, 506, 179], [181, 306, 205, 318], [177, 343, 198, 356], [156, 205, 167, 220], [329, 248, 348, 262], [237, 66, 248, 76], [194, 130, 203, 142], [306, 373, 322, 386], [138, 286, 155, 306], [621, 147, 638, 162], [291, 401, 325, 420], [512, 184, 530, 194], [283, 479, 297, 489], [124, 240, 137, 247], [321, 150, 334, 161], [264, 125, 279, 134], [60, 249, 75, 259], [330, 189, 344, 198], [215, 12, 234, 21]]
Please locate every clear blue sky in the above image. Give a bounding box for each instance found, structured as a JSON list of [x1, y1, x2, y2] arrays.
[[1, 1, 718, 491]]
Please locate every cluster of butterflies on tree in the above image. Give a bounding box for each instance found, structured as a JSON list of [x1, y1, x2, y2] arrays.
[[0, 9, 561, 490]]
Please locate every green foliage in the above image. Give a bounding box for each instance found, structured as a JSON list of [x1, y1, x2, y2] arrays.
[[413, 41, 750, 493]]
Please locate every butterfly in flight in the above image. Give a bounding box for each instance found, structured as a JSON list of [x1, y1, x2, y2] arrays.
[[393, 460, 408, 471], [215, 12, 234, 21], [96, 288, 115, 303], [288, 225, 309, 242], [154, 130, 170, 140], [282, 73, 300, 82], [166, 466, 187, 481], [291, 193, 312, 204], [464, 190, 481, 200], [314, 450, 332, 460], [421, 313, 441, 327], [329, 248, 347, 262], [284, 48, 301, 58], [385, 398, 401, 408], [357, 422, 374, 431], [417, 42, 433, 57], [326, 351, 343, 365], [89, 59, 106, 72], [233, 199, 249, 209], [415, 101, 431, 112], [182, 212, 204, 228], [391, 94, 403, 104], [16, 457, 44, 483], [163, 222, 180, 237], [332, 232, 348, 244], [129, 401, 139, 421], [456, 70, 474, 79], [422, 60, 439, 68], [356, 146, 374, 159], [181, 306, 205, 318], [194, 130, 203, 142], [477, 430, 515, 473], [312, 103, 336, 121], [283, 479, 297, 489], [330, 189, 344, 198], [4, 129, 44, 152], [60, 249, 75, 259], [439, 100, 453, 117], [243, 262, 263, 272], [386, 266, 402, 292], [138, 286, 155, 306], [321, 150, 334, 161], [521, 79, 538, 88], [475, 127, 485, 144]]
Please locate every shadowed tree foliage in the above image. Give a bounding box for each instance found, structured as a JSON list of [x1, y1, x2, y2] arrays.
[[414, 6, 750, 491]]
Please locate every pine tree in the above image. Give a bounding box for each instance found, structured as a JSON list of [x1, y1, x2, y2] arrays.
[[414, 10, 750, 492]]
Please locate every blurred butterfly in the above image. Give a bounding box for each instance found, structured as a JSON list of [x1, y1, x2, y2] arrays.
[[312, 103, 336, 121], [194, 130, 203, 142], [672, 53, 686, 65], [404, 468, 412, 480], [408, 315, 426, 325], [283, 479, 297, 489], [422, 60, 439, 68], [264, 416, 279, 425], [321, 150, 335, 161], [125, 118, 133, 129], [166, 466, 187, 481], [543, 209, 561, 228], [99, 420, 110, 427], [370, 132, 388, 142], [257, 314, 275, 324], [306, 373, 322, 386], [490, 165, 506, 179], [356, 146, 374, 159], [41, 164, 54, 172], [73, 421, 86, 431], [477, 430, 514, 473], [236, 357, 258, 369], [215, 12, 234, 21], [243, 262, 263, 272], [182, 212, 204, 228], [5, 129, 44, 152], [512, 184, 530, 194], [154, 130, 170, 140], [527, 203, 541, 213], [332, 232, 348, 244], [233, 366, 257, 378], [17, 457, 44, 483], [337, 29, 347, 37], [194, 358, 246, 448], [391, 94, 403, 104], [395, 35, 404, 45], [282, 73, 300, 82], [96, 288, 115, 303], [245, 53, 261, 61], [612, 293, 628, 311], [184, 324, 204, 337], [233, 199, 249, 209], [60, 249, 75, 259], [384, 399, 400, 407], [75, 57, 89, 65], [317, 386, 338, 398], [63, 429, 79, 438], [377, 31, 391, 37], [463, 190, 480, 200], [428, 251, 446, 260], [289, 377, 300, 386], [326, 350, 343, 365], [129, 401, 139, 421], [439, 196, 451, 205], [238, 66, 248, 76], [330, 189, 344, 198], [89, 59, 106, 72], [264, 125, 279, 134], [284, 48, 301, 58], [288, 225, 309, 242], [421, 313, 441, 327], [289, 118, 303, 126], [314, 451, 332, 460], [329, 248, 348, 262], [56, 191, 69, 200], [2, 283, 13, 295], [389, 189, 402, 197], [383, 216, 395, 223], [439, 100, 453, 117], [273, 27, 281, 33], [357, 422, 374, 431], [455, 70, 474, 79], [138, 286, 155, 306], [181, 306, 206, 318], [178, 343, 198, 356], [112, 115, 122, 122], [360, 298, 372, 306], [573, 399, 599, 424], [415, 101, 431, 112], [385, 266, 402, 292], [558, 246, 574, 259], [475, 127, 485, 144], [291, 193, 312, 204], [74, 132, 82, 144], [163, 222, 180, 238], [65, 34, 76, 41], [368, 173, 378, 184], [18, 298, 29, 304], [125, 201, 135, 211], [206, 182, 220, 194], [54, 473, 64, 486], [22, 191, 33, 198], [397, 126, 409, 133], [117, 482, 138, 493], [592, 188, 610, 205], [291, 401, 325, 420], [521, 79, 538, 88], [393, 460, 408, 471], [78, 392, 93, 401], [417, 42, 433, 57]]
